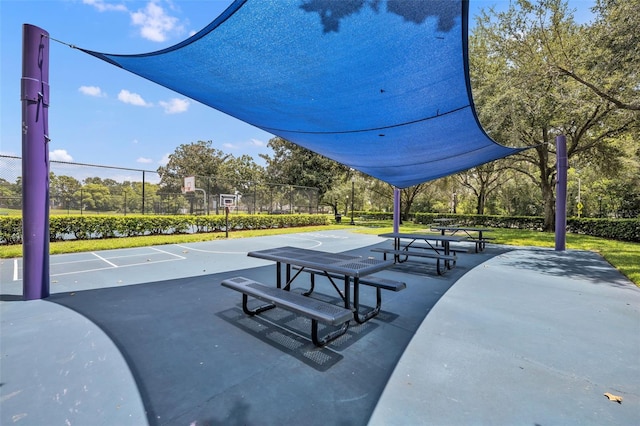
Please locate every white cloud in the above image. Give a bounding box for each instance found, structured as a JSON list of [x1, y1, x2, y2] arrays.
[[136, 157, 153, 164], [223, 143, 237, 150], [249, 138, 265, 147], [79, 85, 106, 97], [159, 98, 190, 114], [131, 1, 183, 42], [49, 149, 73, 162], [118, 90, 152, 107], [158, 153, 171, 165], [83, 0, 127, 13]]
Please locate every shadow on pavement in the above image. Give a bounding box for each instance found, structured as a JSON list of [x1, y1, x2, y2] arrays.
[[45, 244, 505, 425]]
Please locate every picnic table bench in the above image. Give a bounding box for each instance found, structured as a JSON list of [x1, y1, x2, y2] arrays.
[[430, 218, 459, 231], [431, 226, 494, 252], [376, 232, 465, 275], [293, 266, 406, 321], [221, 276, 353, 346], [221, 247, 395, 346], [370, 247, 456, 275]]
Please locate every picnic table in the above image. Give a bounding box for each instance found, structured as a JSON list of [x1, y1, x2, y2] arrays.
[[375, 232, 466, 275], [222, 246, 397, 345], [433, 218, 457, 223], [431, 226, 493, 252]]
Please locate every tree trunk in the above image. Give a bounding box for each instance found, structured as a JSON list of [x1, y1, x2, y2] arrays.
[[477, 189, 486, 215], [541, 179, 555, 232]]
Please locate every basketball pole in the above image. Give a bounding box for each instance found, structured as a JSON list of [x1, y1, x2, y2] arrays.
[[21, 24, 50, 300]]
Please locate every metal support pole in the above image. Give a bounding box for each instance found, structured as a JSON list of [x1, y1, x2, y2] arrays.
[[350, 179, 355, 225], [555, 135, 568, 251], [21, 24, 50, 300], [393, 187, 400, 233]]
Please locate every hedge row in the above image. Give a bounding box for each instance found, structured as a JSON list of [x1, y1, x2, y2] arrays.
[[414, 213, 546, 230], [3, 213, 637, 245], [414, 213, 640, 242], [0, 214, 331, 245], [566, 218, 640, 243]]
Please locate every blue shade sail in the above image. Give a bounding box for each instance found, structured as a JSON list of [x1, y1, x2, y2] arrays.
[[79, 0, 523, 188]]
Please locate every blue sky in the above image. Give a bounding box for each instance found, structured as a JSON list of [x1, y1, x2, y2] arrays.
[[1, 0, 594, 172]]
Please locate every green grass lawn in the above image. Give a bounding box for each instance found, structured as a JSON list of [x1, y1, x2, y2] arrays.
[[1, 222, 638, 286]]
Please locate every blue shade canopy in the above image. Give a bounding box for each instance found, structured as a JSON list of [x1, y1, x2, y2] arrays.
[[80, 0, 523, 188]]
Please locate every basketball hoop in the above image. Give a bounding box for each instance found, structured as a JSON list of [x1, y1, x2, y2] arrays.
[[220, 193, 238, 208], [184, 176, 195, 193]]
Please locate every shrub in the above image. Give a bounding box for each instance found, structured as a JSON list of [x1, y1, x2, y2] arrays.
[[0, 214, 331, 245]]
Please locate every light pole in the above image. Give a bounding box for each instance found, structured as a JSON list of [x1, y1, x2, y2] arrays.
[[350, 178, 355, 225]]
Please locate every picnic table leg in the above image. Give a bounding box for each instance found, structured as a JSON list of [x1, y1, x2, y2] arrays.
[[393, 237, 402, 263], [343, 275, 351, 311], [241, 293, 276, 316], [302, 272, 316, 296], [276, 261, 282, 289], [284, 263, 294, 289], [352, 277, 381, 324], [311, 319, 350, 347], [444, 241, 452, 269]]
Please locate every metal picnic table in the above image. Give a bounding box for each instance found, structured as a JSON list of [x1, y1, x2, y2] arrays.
[[431, 226, 493, 252], [247, 246, 395, 324]]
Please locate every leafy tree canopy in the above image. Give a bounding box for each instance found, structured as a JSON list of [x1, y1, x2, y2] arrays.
[[260, 137, 349, 197]]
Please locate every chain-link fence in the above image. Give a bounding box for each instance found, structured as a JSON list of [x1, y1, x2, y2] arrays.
[[0, 155, 320, 215]]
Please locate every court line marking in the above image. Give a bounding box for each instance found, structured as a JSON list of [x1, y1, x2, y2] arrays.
[[10, 233, 337, 281], [98, 252, 172, 261], [11, 247, 187, 281], [174, 234, 323, 254], [51, 257, 110, 266], [48, 257, 185, 278], [148, 247, 186, 259], [173, 244, 246, 254], [91, 252, 118, 268]]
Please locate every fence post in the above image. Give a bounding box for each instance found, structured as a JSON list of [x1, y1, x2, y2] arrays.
[[142, 170, 146, 214], [290, 186, 293, 214], [21, 24, 50, 300]]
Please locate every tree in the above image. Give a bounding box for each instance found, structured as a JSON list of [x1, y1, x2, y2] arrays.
[[365, 179, 438, 221], [50, 173, 81, 211], [79, 183, 112, 212], [554, 0, 640, 111], [0, 178, 21, 209], [471, 0, 639, 230], [119, 181, 139, 214], [157, 140, 234, 191], [457, 161, 513, 214], [156, 140, 265, 214], [260, 137, 349, 205]]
